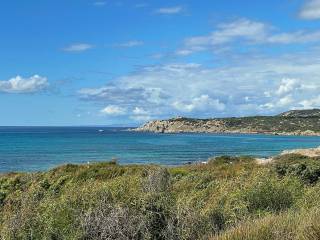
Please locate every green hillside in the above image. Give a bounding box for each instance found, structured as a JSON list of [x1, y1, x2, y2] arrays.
[[136, 109, 320, 135]]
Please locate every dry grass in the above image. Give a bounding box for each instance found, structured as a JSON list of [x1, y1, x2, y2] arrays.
[[211, 207, 320, 240]]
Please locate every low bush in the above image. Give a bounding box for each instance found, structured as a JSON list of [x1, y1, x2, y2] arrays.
[[273, 154, 320, 184], [82, 201, 148, 240], [242, 174, 303, 213]]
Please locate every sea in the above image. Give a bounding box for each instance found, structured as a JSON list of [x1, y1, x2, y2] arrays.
[[0, 126, 320, 173]]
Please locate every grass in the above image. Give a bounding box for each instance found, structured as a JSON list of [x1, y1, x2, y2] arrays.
[[1, 154, 320, 239]]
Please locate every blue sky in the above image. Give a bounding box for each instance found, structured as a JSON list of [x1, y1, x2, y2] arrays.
[[1, 0, 320, 126]]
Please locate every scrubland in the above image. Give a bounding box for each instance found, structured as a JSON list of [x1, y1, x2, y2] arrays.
[[1, 154, 320, 239]]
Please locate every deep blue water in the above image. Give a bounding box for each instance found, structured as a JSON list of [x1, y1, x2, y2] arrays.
[[0, 127, 320, 173]]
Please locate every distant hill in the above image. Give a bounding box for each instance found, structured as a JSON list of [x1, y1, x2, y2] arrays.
[[134, 109, 320, 136], [278, 109, 320, 118]]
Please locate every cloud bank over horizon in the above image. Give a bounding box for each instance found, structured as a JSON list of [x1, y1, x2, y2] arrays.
[[79, 47, 320, 122]]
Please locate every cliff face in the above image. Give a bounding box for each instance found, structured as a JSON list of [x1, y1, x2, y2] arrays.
[[134, 110, 320, 135], [134, 117, 227, 133]]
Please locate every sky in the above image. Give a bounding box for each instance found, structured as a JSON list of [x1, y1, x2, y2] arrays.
[[1, 0, 320, 126]]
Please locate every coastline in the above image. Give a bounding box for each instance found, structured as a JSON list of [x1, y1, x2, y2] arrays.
[[131, 128, 320, 136], [133, 110, 320, 136]]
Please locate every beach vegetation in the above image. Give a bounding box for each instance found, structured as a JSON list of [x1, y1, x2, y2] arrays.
[[1, 155, 320, 239]]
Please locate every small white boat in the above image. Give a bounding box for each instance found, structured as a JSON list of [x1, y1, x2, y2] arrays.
[[98, 129, 104, 132]]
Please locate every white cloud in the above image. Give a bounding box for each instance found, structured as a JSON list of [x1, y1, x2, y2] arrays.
[[182, 19, 268, 51], [133, 107, 148, 115], [299, 0, 320, 20], [115, 41, 144, 48], [130, 114, 152, 122], [278, 95, 294, 107], [275, 78, 301, 96], [156, 6, 183, 14], [131, 107, 151, 122], [262, 95, 294, 109], [299, 96, 320, 108], [268, 31, 320, 44], [100, 105, 126, 116], [261, 76, 320, 111], [0, 75, 48, 93], [177, 18, 320, 56], [173, 95, 225, 112], [100, 106, 151, 122], [63, 43, 93, 52]]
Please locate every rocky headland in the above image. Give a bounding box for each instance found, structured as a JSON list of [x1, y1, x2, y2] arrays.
[[134, 109, 320, 136]]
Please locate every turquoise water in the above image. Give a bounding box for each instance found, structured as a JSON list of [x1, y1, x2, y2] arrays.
[[0, 127, 320, 173]]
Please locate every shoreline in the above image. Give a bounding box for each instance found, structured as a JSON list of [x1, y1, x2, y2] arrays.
[[131, 128, 320, 137], [1, 145, 319, 175], [255, 146, 320, 164]]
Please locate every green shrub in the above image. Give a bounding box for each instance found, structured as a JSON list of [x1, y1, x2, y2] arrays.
[[273, 155, 320, 184], [0, 191, 6, 205], [242, 175, 303, 213]]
